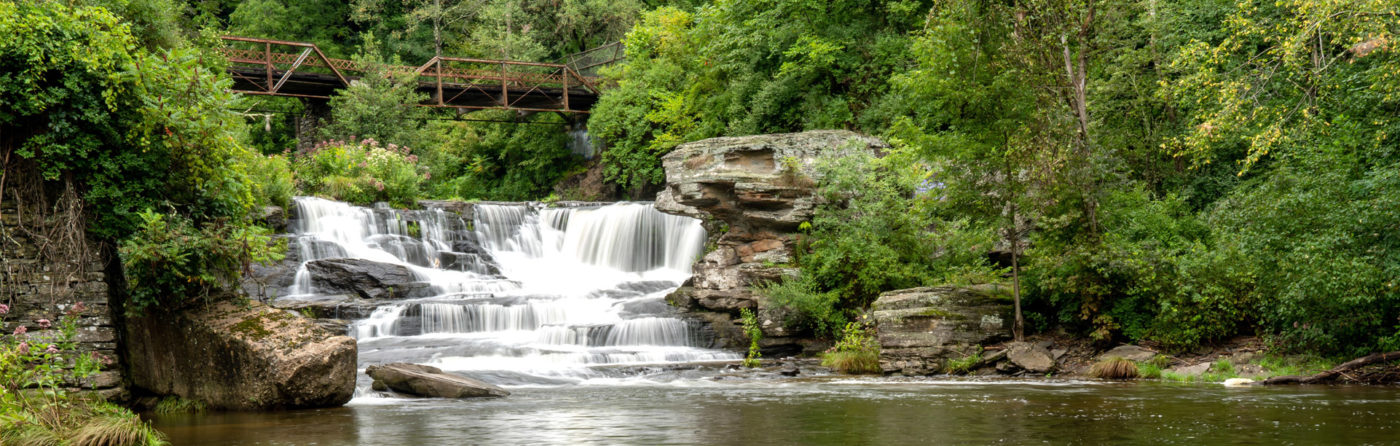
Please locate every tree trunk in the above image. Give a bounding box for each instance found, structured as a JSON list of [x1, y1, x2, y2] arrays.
[[1012, 245, 1024, 342], [433, 0, 443, 58]]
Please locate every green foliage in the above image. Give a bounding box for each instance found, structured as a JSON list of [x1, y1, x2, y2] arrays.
[[765, 150, 997, 338], [321, 45, 428, 146], [243, 153, 295, 209], [1, 1, 264, 239], [120, 210, 284, 315], [292, 139, 428, 207], [944, 348, 982, 375], [592, 0, 925, 190], [820, 317, 881, 374], [739, 308, 761, 368], [1136, 361, 1163, 380], [421, 112, 580, 201]]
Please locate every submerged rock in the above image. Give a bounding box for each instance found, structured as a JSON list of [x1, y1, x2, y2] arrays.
[[872, 285, 1014, 375], [304, 258, 430, 299], [656, 131, 886, 354], [365, 363, 509, 398], [125, 298, 357, 410]]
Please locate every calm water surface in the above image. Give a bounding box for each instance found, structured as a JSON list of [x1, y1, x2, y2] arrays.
[[150, 377, 1400, 445]]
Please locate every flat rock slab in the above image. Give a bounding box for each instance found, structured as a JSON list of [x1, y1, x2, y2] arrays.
[[366, 363, 509, 398], [1168, 362, 1212, 376], [1006, 342, 1056, 373], [1098, 345, 1159, 363]]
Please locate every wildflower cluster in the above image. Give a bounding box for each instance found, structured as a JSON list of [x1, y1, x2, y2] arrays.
[[2, 301, 106, 402]]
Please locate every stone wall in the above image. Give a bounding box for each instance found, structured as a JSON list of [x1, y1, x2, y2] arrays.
[[0, 199, 125, 400]]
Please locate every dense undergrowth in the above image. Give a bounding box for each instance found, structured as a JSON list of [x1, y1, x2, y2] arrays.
[[588, 0, 1400, 360]]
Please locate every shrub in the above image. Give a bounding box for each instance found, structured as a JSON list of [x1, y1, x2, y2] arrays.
[[821, 317, 881, 374], [120, 210, 284, 314], [243, 153, 295, 209], [739, 308, 762, 368], [766, 150, 999, 338], [292, 138, 427, 207], [1090, 357, 1140, 380]]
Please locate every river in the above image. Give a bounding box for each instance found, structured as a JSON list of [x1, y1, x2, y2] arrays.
[[146, 198, 1400, 444], [151, 376, 1400, 444]]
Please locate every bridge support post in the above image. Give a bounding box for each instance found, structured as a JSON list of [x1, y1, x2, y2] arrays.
[[295, 99, 331, 150]]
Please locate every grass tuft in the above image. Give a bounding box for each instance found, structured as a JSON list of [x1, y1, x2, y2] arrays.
[[821, 350, 881, 374], [1091, 356, 1140, 380], [68, 410, 167, 446], [1136, 361, 1163, 379], [153, 396, 206, 415]]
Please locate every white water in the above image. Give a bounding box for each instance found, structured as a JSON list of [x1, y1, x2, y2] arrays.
[[281, 197, 736, 389]]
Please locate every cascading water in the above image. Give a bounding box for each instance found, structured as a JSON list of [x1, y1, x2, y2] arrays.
[[281, 196, 737, 390]]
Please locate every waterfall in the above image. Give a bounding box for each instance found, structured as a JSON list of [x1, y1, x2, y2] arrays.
[[283, 196, 736, 385]]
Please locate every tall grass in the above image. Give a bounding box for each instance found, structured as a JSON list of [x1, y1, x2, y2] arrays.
[[1090, 357, 1140, 380]]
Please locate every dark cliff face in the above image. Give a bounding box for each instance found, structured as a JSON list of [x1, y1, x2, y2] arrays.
[[654, 130, 888, 355]]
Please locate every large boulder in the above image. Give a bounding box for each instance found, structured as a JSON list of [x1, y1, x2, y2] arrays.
[[365, 363, 509, 398], [1005, 342, 1056, 374], [125, 298, 357, 410], [656, 131, 886, 354], [872, 285, 1015, 375], [304, 258, 430, 299]]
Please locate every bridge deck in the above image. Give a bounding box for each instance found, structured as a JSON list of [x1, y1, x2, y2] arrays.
[[220, 36, 611, 113]]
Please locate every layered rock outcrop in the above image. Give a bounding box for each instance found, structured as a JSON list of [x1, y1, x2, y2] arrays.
[[656, 130, 887, 354], [872, 285, 1014, 375], [125, 298, 357, 410]]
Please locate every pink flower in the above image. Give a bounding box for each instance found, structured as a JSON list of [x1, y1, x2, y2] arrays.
[[16, 342, 28, 355], [0, 304, 8, 314], [423, 172, 431, 180], [45, 345, 58, 355], [37, 319, 50, 329], [406, 155, 418, 163], [375, 181, 385, 192], [12, 326, 25, 335]]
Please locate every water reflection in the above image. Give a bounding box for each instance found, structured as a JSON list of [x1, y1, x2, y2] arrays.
[[151, 378, 1400, 445]]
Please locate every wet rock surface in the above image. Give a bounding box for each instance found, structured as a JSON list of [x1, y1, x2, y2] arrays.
[[656, 131, 887, 354], [125, 298, 357, 410], [366, 363, 510, 398], [305, 258, 431, 299], [872, 285, 1015, 375]]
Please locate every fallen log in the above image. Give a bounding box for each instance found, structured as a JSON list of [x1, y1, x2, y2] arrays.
[[1258, 351, 1400, 385]]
